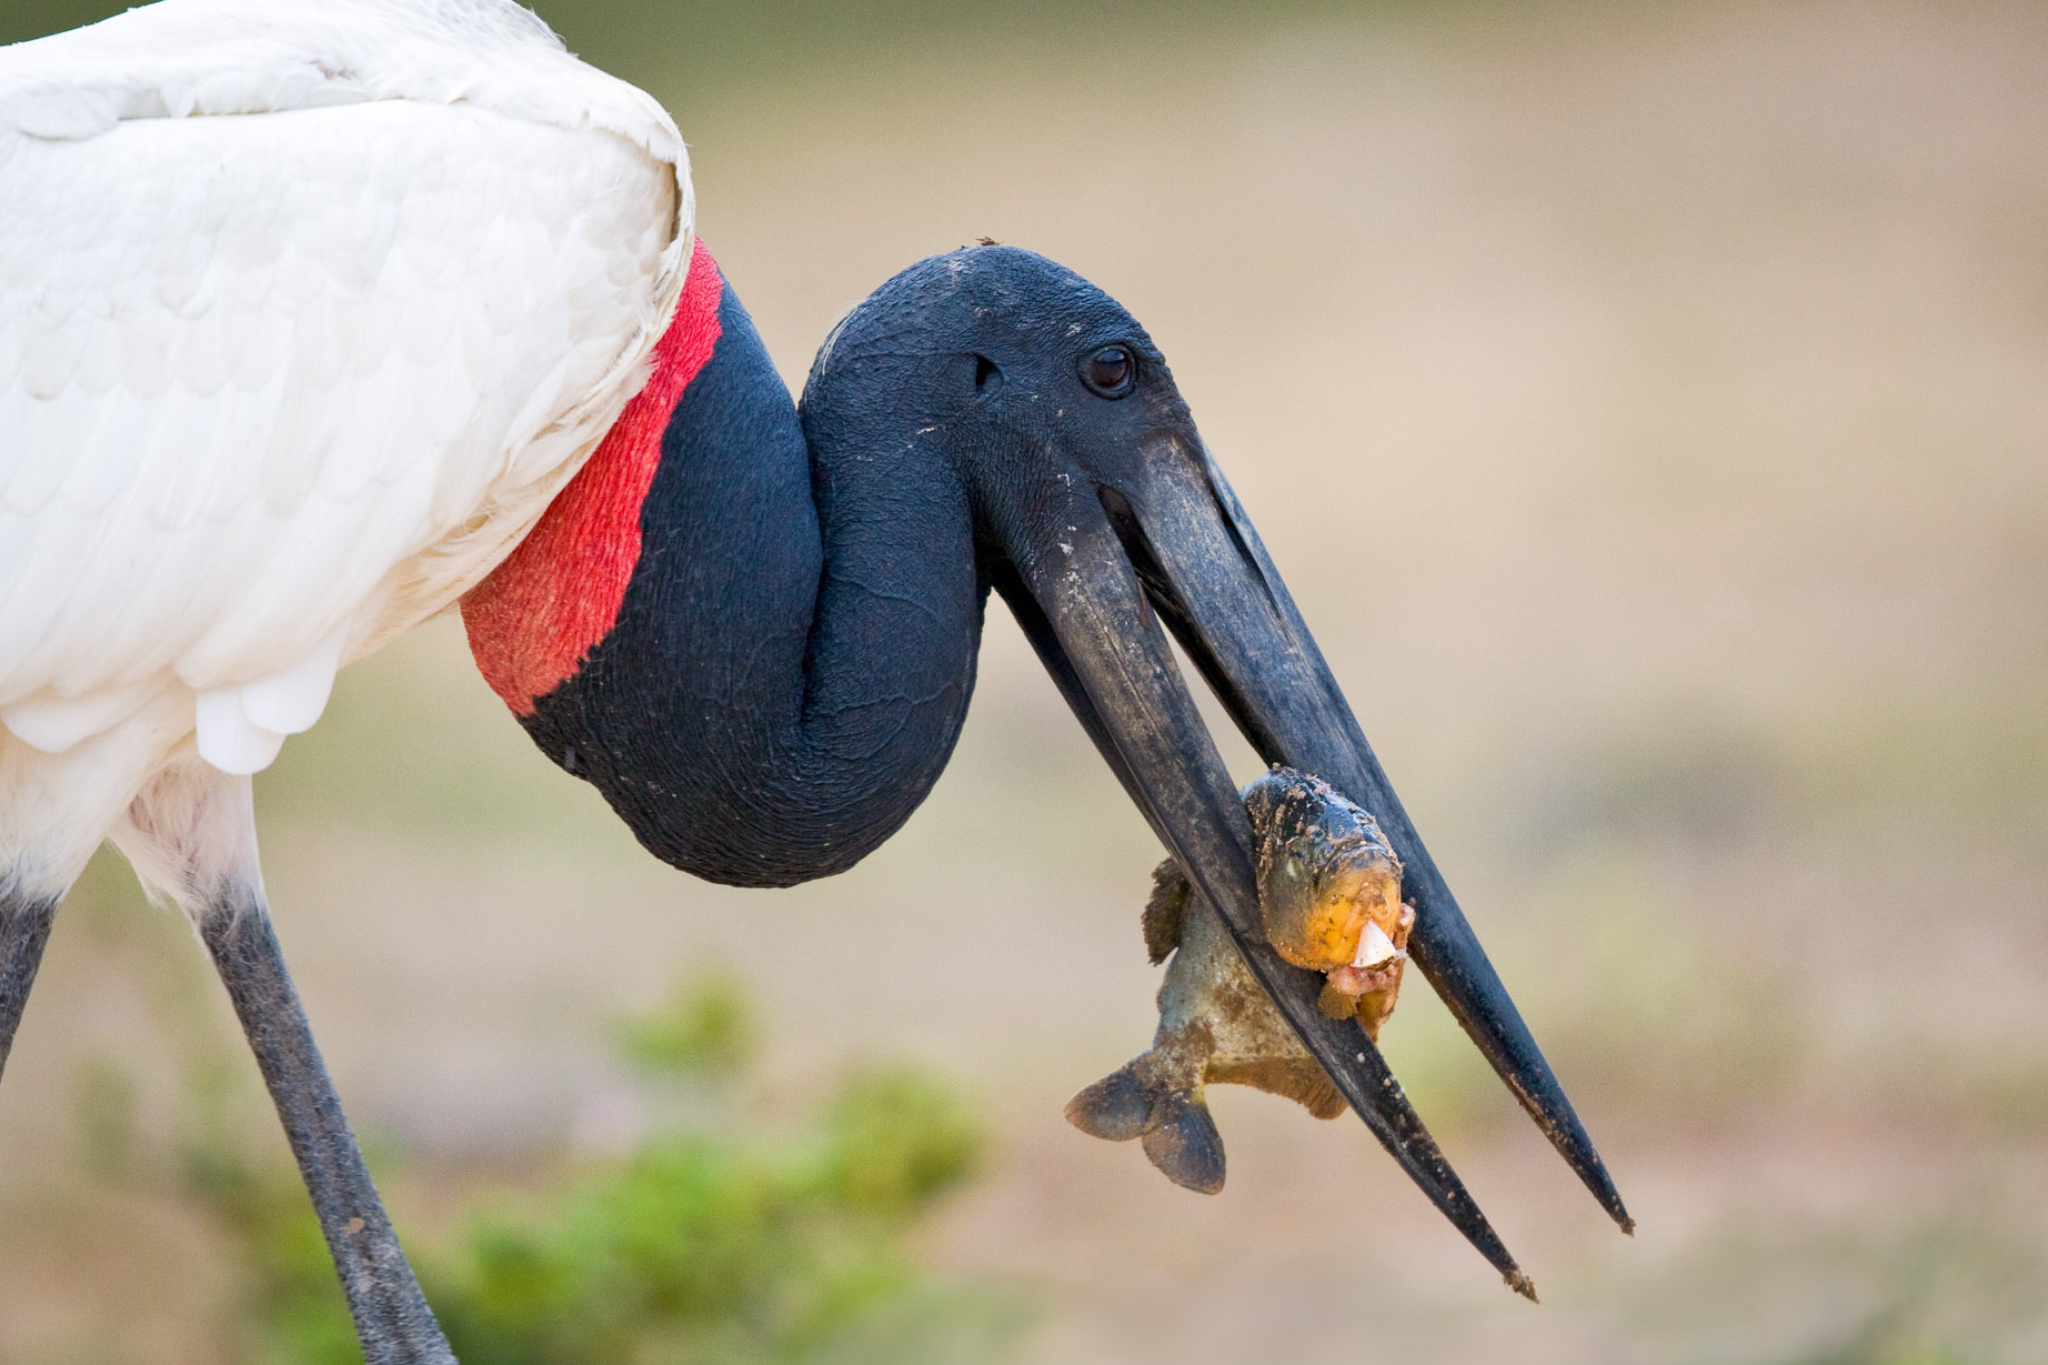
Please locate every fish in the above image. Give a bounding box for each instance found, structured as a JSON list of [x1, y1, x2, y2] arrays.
[[1065, 766, 1416, 1193]]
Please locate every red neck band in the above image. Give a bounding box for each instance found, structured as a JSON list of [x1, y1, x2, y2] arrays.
[[464, 238, 724, 715]]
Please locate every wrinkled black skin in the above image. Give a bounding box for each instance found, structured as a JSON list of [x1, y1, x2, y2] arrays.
[[521, 248, 1184, 886]]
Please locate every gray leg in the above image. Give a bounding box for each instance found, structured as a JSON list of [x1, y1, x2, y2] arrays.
[[0, 886, 58, 1081], [199, 892, 457, 1365]]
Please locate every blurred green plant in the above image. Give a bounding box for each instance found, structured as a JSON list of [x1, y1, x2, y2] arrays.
[[618, 970, 759, 1082], [1784, 1331, 1988, 1365], [165, 974, 1021, 1365]]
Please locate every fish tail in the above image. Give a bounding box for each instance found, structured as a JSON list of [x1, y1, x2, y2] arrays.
[[1064, 1058, 1160, 1142], [1065, 1058, 1227, 1194], [1140, 1091, 1226, 1194]]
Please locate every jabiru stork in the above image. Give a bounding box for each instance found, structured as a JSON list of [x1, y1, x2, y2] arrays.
[[0, 0, 1630, 1358]]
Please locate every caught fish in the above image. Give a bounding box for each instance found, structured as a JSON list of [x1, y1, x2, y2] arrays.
[[1066, 766, 1415, 1193]]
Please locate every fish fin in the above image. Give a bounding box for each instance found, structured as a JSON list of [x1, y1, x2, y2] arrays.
[[1142, 859, 1190, 965], [1211, 1058, 1347, 1122], [1317, 981, 1357, 1019], [1357, 986, 1395, 1041], [1302, 1077, 1348, 1120], [1140, 1090, 1226, 1194], [1065, 1059, 1162, 1142]]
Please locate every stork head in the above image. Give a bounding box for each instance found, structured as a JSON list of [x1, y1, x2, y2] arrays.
[[802, 247, 1630, 1290], [804, 247, 1205, 552]]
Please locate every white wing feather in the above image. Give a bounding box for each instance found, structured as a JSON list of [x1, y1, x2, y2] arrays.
[[0, 0, 692, 776]]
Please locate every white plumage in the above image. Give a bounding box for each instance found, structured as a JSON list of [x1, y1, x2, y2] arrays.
[[0, 0, 692, 893]]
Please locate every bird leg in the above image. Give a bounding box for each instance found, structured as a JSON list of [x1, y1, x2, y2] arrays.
[[0, 883, 58, 1081], [199, 891, 457, 1365]]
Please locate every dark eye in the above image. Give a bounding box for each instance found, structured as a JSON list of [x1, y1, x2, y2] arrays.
[[1080, 345, 1134, 398]]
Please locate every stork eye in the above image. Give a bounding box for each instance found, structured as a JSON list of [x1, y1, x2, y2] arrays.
[[1080, 345, 1134, 398]]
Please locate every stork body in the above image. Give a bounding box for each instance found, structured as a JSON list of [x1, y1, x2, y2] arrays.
[[1, 0, 688, 865], [2, 6, 690, 1356], [2, 2, 1627, 1360]]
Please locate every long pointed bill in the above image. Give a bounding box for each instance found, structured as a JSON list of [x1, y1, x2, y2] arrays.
[[1114, 433, 1631, 1236], [989, 503, 1534, 1298], [988, 427, 1629, 1288]]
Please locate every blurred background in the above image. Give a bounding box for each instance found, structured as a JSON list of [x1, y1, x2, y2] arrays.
[[4, 0, 2047, 1361]]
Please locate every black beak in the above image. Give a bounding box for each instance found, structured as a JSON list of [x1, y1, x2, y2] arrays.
[[986, 429, 1630, 1298]]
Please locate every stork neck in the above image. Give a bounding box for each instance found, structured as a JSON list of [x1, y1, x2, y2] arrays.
[[464, 245, 985, 887]]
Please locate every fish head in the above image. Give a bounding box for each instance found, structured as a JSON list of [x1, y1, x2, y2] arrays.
[[1246, 767, 1408, 977]]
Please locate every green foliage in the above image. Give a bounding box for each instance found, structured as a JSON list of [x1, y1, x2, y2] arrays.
[[1781, 1322, 1990, 1365], [811, 1068, 982, 1220], [618, 972, 758, 1081], [177, 975, 1019, 1365]]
